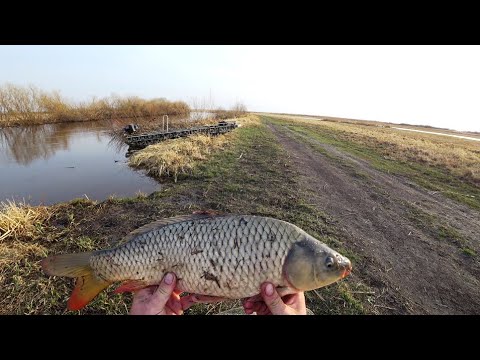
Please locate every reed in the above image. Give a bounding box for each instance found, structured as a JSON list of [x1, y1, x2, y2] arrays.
[[0, 84, 190, 127]]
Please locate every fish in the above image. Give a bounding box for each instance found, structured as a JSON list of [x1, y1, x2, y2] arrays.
[[41, 214, 352, 311]]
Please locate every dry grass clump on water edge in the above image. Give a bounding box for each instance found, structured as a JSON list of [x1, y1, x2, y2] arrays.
[[129, 115, 260, 182]]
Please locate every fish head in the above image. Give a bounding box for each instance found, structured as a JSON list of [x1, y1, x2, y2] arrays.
[[283, 237, 352, 291]]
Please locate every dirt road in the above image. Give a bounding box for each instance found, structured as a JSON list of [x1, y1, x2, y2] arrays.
[[267, 122, 480, 314]]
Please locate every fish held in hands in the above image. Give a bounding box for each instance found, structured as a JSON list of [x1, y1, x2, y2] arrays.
[[41, 214, 352, 310]]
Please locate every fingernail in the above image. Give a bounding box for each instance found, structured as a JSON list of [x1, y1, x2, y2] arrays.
[[164, 273, 174, 285], [265, 283, 274, 297]]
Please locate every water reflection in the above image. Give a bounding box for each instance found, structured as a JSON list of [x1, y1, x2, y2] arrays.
[[107, 132, 129, 154], [0, 121, 117, 165], [0, 119, 159, 205], [1, 125, 63, 165]]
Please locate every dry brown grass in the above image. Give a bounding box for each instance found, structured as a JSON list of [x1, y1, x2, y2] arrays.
[[129, 115, 260, 182], [0, 200, 52, 314], [235, 114, 260, 127], [0, 199, 51, 280], [0, 199, 129, 314], [129, 134, 230, 182], [0, 240, 50, 314], [278, 116, 480, 186], [0, 200, 51, 242], [0, 241, 47, 269]]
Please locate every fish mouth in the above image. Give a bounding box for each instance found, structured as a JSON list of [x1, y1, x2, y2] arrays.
[[340, 259, 352, 279], [342, 266, 351, 278], [334, 254, 352, 279]]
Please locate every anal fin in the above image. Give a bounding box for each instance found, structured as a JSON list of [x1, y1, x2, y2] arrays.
[[113, 280, 148, 294]]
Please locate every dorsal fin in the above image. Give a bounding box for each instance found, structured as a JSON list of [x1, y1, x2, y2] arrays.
[[116, 213, 224, 246]]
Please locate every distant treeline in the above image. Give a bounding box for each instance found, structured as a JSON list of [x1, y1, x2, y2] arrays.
[[211, 102, 248, 119], [0, 84, 190, 126]]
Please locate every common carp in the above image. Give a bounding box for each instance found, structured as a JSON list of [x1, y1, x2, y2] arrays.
[[41, 214, 352, 310]]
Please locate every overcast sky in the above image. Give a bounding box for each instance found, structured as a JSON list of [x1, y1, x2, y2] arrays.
[[1, 45, 479, 131]]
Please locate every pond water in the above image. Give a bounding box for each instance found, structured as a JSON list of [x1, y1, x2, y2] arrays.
[[0, 120, 160, 205]]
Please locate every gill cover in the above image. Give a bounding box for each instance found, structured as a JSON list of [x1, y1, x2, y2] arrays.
[[283, 239, 318, 290]]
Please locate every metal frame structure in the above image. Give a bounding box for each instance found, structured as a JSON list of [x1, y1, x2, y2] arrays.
[[125, 121, 238, 149]]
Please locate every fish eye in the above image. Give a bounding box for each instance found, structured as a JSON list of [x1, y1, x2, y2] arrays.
[[325, 256, 335, 268]]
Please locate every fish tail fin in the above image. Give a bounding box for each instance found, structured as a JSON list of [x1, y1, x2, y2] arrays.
[[41, 252, 94, 278], [41, 252, 111, 310]]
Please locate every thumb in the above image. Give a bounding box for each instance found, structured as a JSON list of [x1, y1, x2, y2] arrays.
[[261, 283, 287, 315], [152, 273, 176, 308]]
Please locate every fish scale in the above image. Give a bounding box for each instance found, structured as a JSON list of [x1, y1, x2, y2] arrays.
[[91, 215, 300, 298]]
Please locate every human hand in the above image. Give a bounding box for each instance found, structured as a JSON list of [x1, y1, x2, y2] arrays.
[[242, 282, 307, 315], [130, 273, 183, 315]]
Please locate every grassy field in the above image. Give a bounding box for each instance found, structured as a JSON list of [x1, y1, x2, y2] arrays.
[[0, 115, 370, 314], [267, 115, 480, 210], [260, 115, 480, 314]]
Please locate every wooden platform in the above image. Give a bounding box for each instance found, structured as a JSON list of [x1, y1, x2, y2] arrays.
[[125, 121, 238, 149]]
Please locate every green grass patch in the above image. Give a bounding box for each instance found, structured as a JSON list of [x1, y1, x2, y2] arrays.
[[462, 248, 476, 257]]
